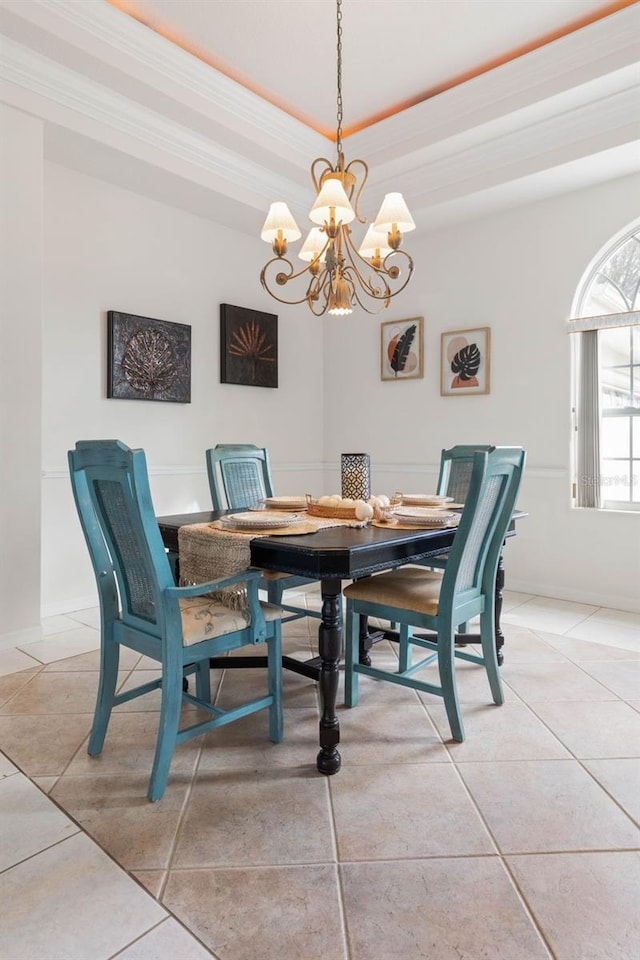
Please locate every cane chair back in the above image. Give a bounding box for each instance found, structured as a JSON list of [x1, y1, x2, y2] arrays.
[[206, 444, 273, 510]]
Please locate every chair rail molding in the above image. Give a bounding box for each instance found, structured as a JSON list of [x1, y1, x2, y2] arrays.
[[42, 462, 327, 480]]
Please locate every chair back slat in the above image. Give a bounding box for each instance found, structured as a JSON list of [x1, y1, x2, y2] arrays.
[[69, 440, 173, 631], [206, 444, 274, 510]]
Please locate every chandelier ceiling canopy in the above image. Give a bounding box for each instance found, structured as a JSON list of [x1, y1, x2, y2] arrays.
[[260, 0, 415, 317]]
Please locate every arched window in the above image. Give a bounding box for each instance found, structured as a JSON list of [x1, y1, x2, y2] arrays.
[[570, 222, 640, 511]]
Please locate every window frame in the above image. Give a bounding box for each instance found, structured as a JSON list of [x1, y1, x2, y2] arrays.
[[570, 219, 640, 513]]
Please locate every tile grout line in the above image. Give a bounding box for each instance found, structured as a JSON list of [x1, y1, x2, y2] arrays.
[[446, 754, 559, 960]]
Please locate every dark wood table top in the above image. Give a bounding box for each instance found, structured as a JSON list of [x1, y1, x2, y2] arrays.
[[157, 509, 525, 582]]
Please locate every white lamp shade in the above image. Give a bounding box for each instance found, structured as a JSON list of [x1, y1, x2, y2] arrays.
[[298, 228, 328, 262], [261, 202, 301, 243], [358, 224, 392, 259], [373, 193, 416, 233], [309, 177, 355, 226]]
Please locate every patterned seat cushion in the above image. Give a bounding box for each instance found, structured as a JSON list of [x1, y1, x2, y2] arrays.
[[179, 597, 281, 647]]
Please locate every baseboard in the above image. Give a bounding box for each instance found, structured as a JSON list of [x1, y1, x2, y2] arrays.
[[41, 593, 98, 619], [506, 579, 640, 614], [0, 623, 43, 651]]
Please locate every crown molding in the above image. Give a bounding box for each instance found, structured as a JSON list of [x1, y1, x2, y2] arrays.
[[1, 0, 637, 233], [1, 0, 325, 166], [0, 36, 310, 211], [384, 83, 639, 210], [350, 4, 640, 163]]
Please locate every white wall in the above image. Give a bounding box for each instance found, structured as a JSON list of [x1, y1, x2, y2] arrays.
[[0, 105, 43, 642], [41, 162, 324, 615], [3, 149, 638, 631], [323, 174, 640, 611]]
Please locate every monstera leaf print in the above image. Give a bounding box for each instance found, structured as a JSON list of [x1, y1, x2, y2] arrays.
[[451, 342, 481, 381]]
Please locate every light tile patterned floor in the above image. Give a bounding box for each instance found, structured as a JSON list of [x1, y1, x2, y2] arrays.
[[0, 590, 639, 960]]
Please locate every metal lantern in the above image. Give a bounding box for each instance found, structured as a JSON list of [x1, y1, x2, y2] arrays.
[[341, 453, 371, 501]]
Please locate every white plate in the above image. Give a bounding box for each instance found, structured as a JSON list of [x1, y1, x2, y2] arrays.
[[222, 511, 303, 529], [261, 496, 308, 510], [394, 506, 461, 526], [399, 494, 453, 506]]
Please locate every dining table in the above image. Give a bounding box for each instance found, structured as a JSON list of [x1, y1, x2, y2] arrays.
[[157, 509, 525, 776]]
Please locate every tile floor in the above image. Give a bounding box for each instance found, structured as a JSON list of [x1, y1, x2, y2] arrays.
[[0, 589, 639, 960]]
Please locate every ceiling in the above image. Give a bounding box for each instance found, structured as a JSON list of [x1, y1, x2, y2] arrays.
[[1, 0, 638, 236], [112, 0, 624, 135]]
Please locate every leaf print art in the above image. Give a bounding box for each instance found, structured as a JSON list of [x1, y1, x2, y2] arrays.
[[220, 304, 278, 388], [381, 317, 424, 380], [229, 319, 276, 382], [389, 323, 416, 376], [448, 337, 481, 388], [441, 327, 490, 396]]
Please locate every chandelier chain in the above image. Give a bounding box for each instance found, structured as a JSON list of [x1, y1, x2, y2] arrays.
[[336, 0, 343, 156]]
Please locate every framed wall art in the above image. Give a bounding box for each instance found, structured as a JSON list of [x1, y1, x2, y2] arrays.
[[441, 326, 491, 396], [220, 303, 278, 388], [380, 316, 424, 381], [107, 311, 191, 403]]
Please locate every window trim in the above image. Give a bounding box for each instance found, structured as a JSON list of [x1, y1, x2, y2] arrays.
[[570, 219, 640, 513]]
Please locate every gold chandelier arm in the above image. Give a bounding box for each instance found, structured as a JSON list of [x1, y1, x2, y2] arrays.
[[344, 158, 368, 222], [341, 228, 414, 302], [311, 157, 337, 194], [260, 257, 334, 311], [349, 281, 391, 315]]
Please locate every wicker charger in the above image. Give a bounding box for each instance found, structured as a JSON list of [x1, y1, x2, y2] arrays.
[[305, 496, 359, 520], [305, 495, 401, 522]]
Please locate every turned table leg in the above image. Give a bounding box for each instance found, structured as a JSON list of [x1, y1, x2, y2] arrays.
[[317, 578, 343, 775]]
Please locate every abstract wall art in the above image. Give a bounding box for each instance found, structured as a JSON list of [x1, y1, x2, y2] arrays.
[[107, 311, 191, 403]]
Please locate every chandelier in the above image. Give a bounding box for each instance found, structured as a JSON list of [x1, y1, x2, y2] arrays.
[[259, 0, 415, 316]]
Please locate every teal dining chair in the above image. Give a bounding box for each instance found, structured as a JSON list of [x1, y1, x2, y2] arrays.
[[344, 447, 525, 742], [69, 440, 283, 802], [205, 443, 321, 624]]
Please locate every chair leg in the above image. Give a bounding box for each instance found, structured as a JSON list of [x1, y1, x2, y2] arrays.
[[88, 634, 119, 756], [437, 623, 465, 742], [344, 604, 360, 707], [194, 659, 211, 703], [148, 660, 182, 802], [267, 625, 283, 743], [480, 608, 504, 705], [398, 623, 413, 673]]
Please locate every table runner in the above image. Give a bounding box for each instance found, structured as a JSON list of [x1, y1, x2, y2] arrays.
[[178, 514, 367, 610]]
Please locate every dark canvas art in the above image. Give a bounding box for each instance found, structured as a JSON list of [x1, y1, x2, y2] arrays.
[[220, 303, 278, 388], [107, 311, 191, 403]]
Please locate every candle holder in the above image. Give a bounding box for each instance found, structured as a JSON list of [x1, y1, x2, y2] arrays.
[[341, 453, 371, 501]]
